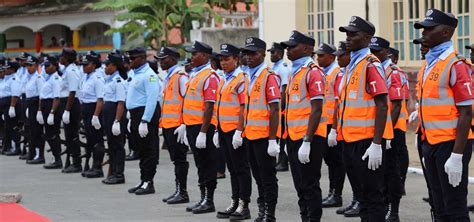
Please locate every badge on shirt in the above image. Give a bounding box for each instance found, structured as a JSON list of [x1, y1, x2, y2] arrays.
[[149, 76, 157, 82], [349, 90, 357, 99]]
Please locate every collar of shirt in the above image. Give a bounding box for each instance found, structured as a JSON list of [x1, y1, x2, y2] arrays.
[[348, 47, 371, 73], [65, 63, 76, 72], [291, 56, 313, 76], [45, 72, 57, 81], [241, 65, 249, 74], [425, 40, 453, 70], [190, 62, 211, 78], [166, 64, 180, 80], [249, 62, 267, 82], [323, 60, 338, 75], [273, 59, 284, 69], [5, 74, 15, 81], [134, 63, 150, 74], [85, 70, 98, 80], [107, 71, 119, 82], [382, 58, 393, 71], [423, 41, 455, 84], [224, 66, 242, 83]]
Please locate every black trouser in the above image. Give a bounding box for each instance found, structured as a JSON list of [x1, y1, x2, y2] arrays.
[[59, 98, 81, 166], [394, 129, 408, 190], [41, 99, 62, 161], [323, 125, 345, 196], [343, 141, 362, 202], [385, 136, 402, 203], [417, 132, 435, 217], [186, 124, 217, 190], [103, 102, 126, 177], [345, 139, 385, 221], [245, 138, 278, 207], [287, 136, 326, 221], [217, 142, 226, 174], [126, 114, 137, 154], [81, 102, 105, 170], [26, 97, 44, 159], [129, 106, 159, 182], [163, 126, 189, 190], [0, 97, 20, 150], [19, 94, 28, 151], [279, 114, 287, 156], [422, 139, 472, 221], [219, 128, 251, 202]]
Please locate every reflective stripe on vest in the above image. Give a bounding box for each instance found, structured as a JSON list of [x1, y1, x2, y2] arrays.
[[182, 68, 217, 126], [418, 52, 473, 145], [286, 65, 327, 140], [325, 66, 339, 125], [216, 72, 247, 133], [160, 72, 184, 129]]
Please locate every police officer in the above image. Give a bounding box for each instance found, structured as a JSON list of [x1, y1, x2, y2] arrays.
[[0, 58, 5, 154], [281, 31, 327, 221], [78, 53, 106, 178], [157, 46, 190, 204], [315, 42, 346, 208], [183, 41, 219, 214], [123, 55, 138, 161], [23, 56, 46, 164], [414, 9, 473, 221], [101, 53, 127, 184], [465, 43, 474, 213], [267, 42, 290, 172], [242, 37, 281, 221], [1, 61, 22, 156], [369, 36, 406, 221], [337, 16, 392, 221], [213, 43, 252, 220], [59, 48, 82, 173], [125, 47, 160, 195], [38, 56, 63, 169], [17, 52, 30, 159]]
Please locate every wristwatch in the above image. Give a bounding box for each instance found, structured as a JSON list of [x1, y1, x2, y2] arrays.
[[303, 135, 312, 142]]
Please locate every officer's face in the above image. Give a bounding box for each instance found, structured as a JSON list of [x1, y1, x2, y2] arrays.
[[190, 52, 209, 67], [129, 55, 146, 69], [337, 53, 350, 67], [83, 63, 95, 74], [104, 63, 116, 75], [391, 54, 399, 64], [59, 56, 67, 65], [6, 68, 15, 75], [286, 43, 306, 61], [420, 46, 429, 58], [159, 56, 175, 70], [45, 64, 57, 74], [270, 50, 282, 63], [0, 70, 5, 78], [244, 50, 265, 68], [346, 31, 370, 52], [421, 25, 453, 48], [469, 49, 474, 62], [26, 63, 37, 74], [370, 48, 389, 61], [316, 54, 334, 68], [219, 55, 238, 73], [19, 60, 26, 67]]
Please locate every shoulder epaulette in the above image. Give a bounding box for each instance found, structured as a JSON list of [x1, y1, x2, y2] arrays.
[[116, 78, 121, 83], [367, 56, 379, 63]]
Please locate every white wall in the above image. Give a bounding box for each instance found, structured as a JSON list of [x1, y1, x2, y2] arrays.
[[262, 0, 297, 49], [333, 0, 366, 44]]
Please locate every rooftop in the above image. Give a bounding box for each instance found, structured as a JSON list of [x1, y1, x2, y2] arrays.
[[0, 0, 109, 18]]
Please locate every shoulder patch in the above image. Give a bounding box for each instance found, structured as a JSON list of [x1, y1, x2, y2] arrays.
[[149, 76, 157, 82], [55, 77, 59, 80]]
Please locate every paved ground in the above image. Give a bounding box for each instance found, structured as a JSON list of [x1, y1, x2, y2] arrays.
[[0, 132, 473, 222]]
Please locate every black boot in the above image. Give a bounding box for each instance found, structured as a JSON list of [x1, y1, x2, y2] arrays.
[[254, 199, 265, 222], [5, 146, 20, 156], [385, 203, 400, 222], [125, 150, 138, 161], [216, 199, 238, 218], [163, 181, 179, 202], [262, 203, 276, 222], [186, 186, 205, 212], [275, 152, 288, 171], [322, 193, 342, 208], [192, 187, 215, 214], [322, 188, 334, 203], [344, 200, 360, 217], [468, 204, 474, 212], [167, 183, 189, 204], [128, 181, 144, 193], [27, 158, 45, 164], [135, 181, 155, 195], [229, 199, 251, 220], [43, 157, 63, 169], [85, 168, 104, 178], [62, 163, 82, 173], [102, 175, 125, 184], [336, 200, 355, 215]]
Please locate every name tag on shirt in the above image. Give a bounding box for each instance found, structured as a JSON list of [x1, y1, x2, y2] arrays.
[[349, 90, 357, 99]]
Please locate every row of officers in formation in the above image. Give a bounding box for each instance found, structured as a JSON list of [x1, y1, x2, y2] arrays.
[[0, 8, 473, 222]]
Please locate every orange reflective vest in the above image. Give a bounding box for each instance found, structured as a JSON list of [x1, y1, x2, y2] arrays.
[[243, 68, 278, 140], [337, 55, 393, 143], [385, 64, 407, 132], [216, 71, 248, 133], [182, 67, 218, 126], [285, 63, 327, 140], [325, 65, 340, 125], [417, 52, 473, 145], [160, 70, 186, 129]]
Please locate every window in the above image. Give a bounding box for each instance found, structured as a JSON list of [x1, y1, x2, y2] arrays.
[[308, 0, 334, 45], [456, 0, 470, 56], [307, 0, 315, 37], [326, 0, 334, 45], [408, 0, 421, 60], [393, 0, 405, 61]]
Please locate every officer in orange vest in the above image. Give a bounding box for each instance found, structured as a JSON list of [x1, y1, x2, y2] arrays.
[[183, 41, 220, 214], [337, 16, 391, 221], [242, 37, 281, 221], [414, 9, 473, 221], [369, 36, 406, 221], [315, 42, 346, 209], [281, 30, 327, 221], [157, 46, 191, 205], [213, 43, 252, 220], [464, 43, 474, 213]]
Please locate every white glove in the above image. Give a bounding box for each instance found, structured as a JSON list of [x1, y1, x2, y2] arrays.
[[298, 141, 311, 164], [444, 153, 463, 187], [386, 140, 392, 150], [415, 136, 418, 148], [127, 119, 131, 133], [362, 142, 383, 170], [47, 113, 54, 125], [26, 108, 29, 119], [196, 132, 207, 149], [112, 121, 121, 136], [8, 106, 15, 118], [126, 111, 131, 119], [36, 111, 44, 125], [62, 110, 70, 124], [91, 115, 101, 130], [138, 122, 148, 138], [232, 130, 243, 149], [213, 131, 219, 148], [408, 103, 419, 123], [173, 124, 186, 144], [327, 129, 338, 147], [267, 139, 280, 157]]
